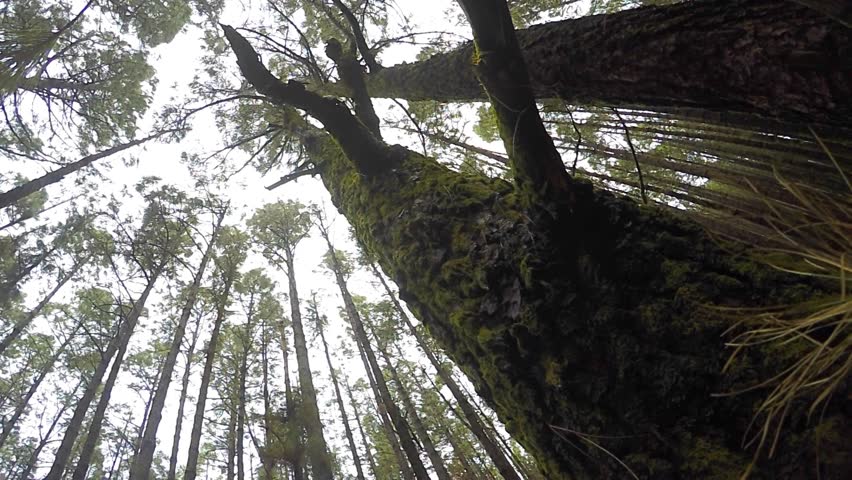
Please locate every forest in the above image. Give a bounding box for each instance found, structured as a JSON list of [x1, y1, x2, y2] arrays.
[[0, 0, 850, 479]]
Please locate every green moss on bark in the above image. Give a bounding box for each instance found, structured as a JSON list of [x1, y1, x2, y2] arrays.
[[309, 136, 848, 479]]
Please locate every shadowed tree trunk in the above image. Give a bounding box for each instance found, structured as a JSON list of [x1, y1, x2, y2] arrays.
[[0, 254, 90, 356], [343, 374, 379, 478], [368, 324, 452, 480], [282, 246, 334, 480], [351, 0, 851, 127], [0, 322, 78, 450], [318, 234, 430, 480], [222, 0, 851, 475]]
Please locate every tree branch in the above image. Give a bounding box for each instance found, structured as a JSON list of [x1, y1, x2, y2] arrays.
[[456, 0, 572, 206], [265, 167, 319, 190], [221, 24, 394, 174]]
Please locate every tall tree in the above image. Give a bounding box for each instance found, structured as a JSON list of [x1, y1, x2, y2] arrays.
[[185, 226, 248, 480], [307, 295, 367, 480], [167, 308, 205, 480], [363, 306, 452, 480], [249, 201, 334, 479], [223, 1, 850, 476], [130, 203, 224, 480], [315, 220, 431, 480]]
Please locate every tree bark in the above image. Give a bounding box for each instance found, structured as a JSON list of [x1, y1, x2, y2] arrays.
[[371, 263, 523, 480], [130, 211, 224, 480], [357, 0, 851, 127], [167, 312, 203, 480], [310, 300, 367, 480], [184, 273, 235, 480], [343, 374, 379, 479], [44, 272, 159, 480], [282, 246, 334, 480], [226, 11, 851, 479]]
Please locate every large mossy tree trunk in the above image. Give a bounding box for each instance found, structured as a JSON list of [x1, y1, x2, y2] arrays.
[[357, 0, 851, 127], [223, 7, 850, 477]]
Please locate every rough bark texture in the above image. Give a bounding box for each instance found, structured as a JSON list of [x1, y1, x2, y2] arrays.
[[361, 0, 852, 126], [308, 135, 850, 479], [372, 263, 522, 480]]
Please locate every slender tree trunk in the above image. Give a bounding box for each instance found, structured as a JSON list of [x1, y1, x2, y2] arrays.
[[185, 273, 235, 480], [356, 337, 413, 480], [282, 247, 333, 480], [321, 240, 430, 480], [356, 0, 851, 127], [275, 318, 301, 480], [370, 328, 452, 480], [259, 318, 274, 480], [227, 407, 237, 480], [130, 212, 223, 480], [167, 312, 203, 480], [0, 131, 173, 210], [0, 254, 89, 356], [309, 299, 366, 480], [343, 374, 379, 479], [237, 300, 253, 480], [44, 271, 159, 480], [442, 425, 477, 480], [371, 263, 523, 480], [71, 306, 142, 480], [107, 415, 133, 480], [16, 380, 83, 480], [0, 322, 78, 449]]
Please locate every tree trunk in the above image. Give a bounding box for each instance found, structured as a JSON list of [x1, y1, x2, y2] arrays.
[[371, 263, 524, 480], [237, 299, 252, 480], [282, 247, 334, 480], [343, 374, 379, 479], [227, 407, 237, 480], [356, 336, 413, 480], [71, 306, 140, 480], [167, 312, 203, 480], [0, 253, 89, 356], [259, 318, 274, 480], [130, 212, 223, 480], [44, 271, 159, 480], [356, 0, 851, 127], [370, 328, 452, 480], [16, 380, 83, 480], [321, 240, 430, 480], [310, 300, 367, 480], [0, 131, 172, 210], [309, 118, 848, 477], [185, 273, 235, 480], [0, 321, 78, 450], [226, 10, 851, 479], [275, 318, 302, 480]]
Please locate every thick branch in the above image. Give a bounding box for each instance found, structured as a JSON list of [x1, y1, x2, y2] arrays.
[[221, 24, 394, 174], [265, 167, 319, 190], [457, 0, 572, 204]]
